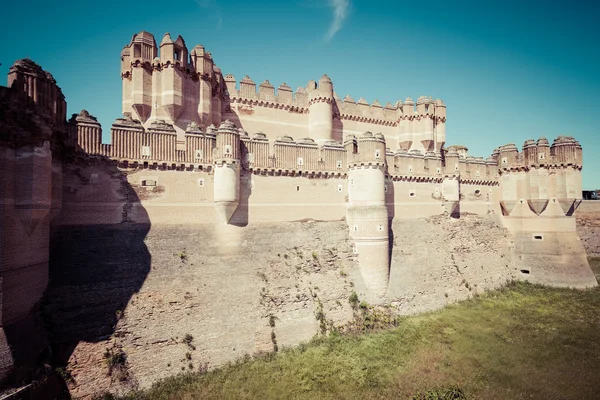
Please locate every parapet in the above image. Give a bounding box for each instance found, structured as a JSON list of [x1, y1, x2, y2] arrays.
[[496, 136, 582, 170], [224, 72, 446, 127]]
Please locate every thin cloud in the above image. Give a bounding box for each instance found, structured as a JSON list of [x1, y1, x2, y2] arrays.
[[324, 0, 350, 41]]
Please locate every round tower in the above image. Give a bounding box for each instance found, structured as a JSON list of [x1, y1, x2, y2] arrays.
[[308, 75, 334, 144], [213, 120, 241, 223], [347, 132, 389, 299]]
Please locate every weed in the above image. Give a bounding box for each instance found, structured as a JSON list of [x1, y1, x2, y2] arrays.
[[411, 386, 467, 399], [183, 334, 195, 350], [55, 367, 74, 384], [103, 348, 128, 381], [257, 271, 268, 283], [177, 250, 188, 262], [349, 291, 359, 308]]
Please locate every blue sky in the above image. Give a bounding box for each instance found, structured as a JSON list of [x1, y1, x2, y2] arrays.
[[2, 0, 599, 188]]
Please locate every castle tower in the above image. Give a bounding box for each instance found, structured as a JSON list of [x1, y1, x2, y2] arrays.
[[346, 132, 389, 298], [496, 136, 595, 288], [433, 99, 446, 153], [551, 136, 583, 215], [308, 75, 334, 144], [159, 33, 186, 123], [442, 147, 461, 216], [121, 31, 157, 123], [213, 121, 241, 223]]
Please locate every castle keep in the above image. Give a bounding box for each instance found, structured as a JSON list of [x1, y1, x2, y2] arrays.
[[0, 30, 596, 394]]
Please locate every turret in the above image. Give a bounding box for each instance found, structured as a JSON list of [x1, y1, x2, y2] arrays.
[[308, 75, 334, 144], [71, 110, 102, 155], [122, 31, 157, 123], [159, 33, 185, 123], [397, 97, 414, 151], [551, 136, 583, 214], [433, 99, 446, 153], [213, 120, 241, 223], [190, 44, 215, 127], [346, 132, 389, 299]]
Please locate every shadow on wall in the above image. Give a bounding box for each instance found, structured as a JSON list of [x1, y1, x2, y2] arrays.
[[385, 179, 395, 273], [42, 155, 151, 377], [229, 171, 252, 227]]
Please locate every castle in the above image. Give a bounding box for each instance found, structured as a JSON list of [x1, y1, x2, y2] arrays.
[[0, 30, 596, 394]]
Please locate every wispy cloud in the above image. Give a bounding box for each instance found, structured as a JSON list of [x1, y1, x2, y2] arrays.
[[196, 0, 222, 29], [324, 0, 350, 41]]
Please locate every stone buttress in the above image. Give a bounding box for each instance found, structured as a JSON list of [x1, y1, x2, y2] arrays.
[[213, 121, 241, 223], [345, 132, 390, 297]]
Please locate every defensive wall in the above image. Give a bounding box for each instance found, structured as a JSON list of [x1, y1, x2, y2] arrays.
[[0, 33, 598, 396]]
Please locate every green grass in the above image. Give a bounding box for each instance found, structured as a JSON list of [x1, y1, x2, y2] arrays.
[[101, 271, 600, 400]]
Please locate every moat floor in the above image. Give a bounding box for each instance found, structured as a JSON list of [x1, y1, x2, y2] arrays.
[[97, 258, 600, 400]]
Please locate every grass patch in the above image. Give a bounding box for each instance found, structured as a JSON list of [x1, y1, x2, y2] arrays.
[[589, 256, 600, 282], [98, 282, 600, 400]]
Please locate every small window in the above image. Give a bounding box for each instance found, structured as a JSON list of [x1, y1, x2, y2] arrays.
[[337, 185, 343, 192], [454, 164, 459, 171], [533, 235, 543, 240], [353, 225, 358, 231], [142, 179, 157, 187], [296, 186, 300, 191], [375, 149, 381, 159], [134, 44, 141, 58], [384, 184, 388, 193], [436, 167, 441, 174], [408, 166, 413, 173], [352, 245, 358, 254], [377, 224, 384, 232], [141, 146, 151, 157], [195, 149, 203, 160], [501, 157, 507, 165], [297, 157, 304, 166], [539, 153, 545, 160], [520, 269, 530, 275], [349, 179, 354, 186], [336, 160, 342, 169], [198, 178, 205, 187], [475, 171, 480, 177], [409, 190, 416, 197], [474, 189, 481, 197], [224, 145, 232, 155]]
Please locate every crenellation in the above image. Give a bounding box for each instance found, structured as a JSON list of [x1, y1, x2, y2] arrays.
[[277, 82, 293, 104]]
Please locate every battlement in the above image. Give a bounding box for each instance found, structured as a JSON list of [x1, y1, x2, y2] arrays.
[[223, 73, 446, 127], [495, 136, 583, 171]]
